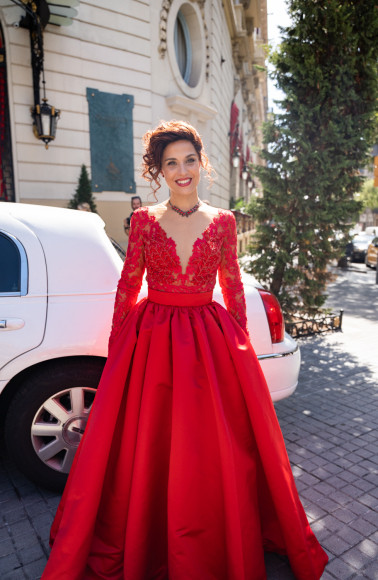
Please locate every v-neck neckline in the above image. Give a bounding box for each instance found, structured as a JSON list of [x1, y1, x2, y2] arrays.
[[147, 209, 221, 276]]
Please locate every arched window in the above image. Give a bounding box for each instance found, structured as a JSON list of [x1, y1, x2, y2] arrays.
[[174, 10, 192, 84]]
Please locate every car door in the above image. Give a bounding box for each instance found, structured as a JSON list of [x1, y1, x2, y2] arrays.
[[0, 213, 47, 371]]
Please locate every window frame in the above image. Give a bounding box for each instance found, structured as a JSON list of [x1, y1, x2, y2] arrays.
[[167, 0, 205, 99]]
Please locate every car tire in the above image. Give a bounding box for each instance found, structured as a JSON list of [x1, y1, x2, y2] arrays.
[[4, 358, 105, 492]]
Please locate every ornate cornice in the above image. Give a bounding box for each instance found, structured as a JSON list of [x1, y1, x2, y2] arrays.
[[158, 0, 172, 57]]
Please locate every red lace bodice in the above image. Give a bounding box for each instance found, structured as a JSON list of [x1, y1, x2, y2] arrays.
[[108, 207, 248, 349]]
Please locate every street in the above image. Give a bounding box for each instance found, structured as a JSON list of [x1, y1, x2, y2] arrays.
[[0, 263, 377, 580]]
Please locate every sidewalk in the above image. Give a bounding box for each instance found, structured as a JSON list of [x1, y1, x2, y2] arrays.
[[265, 263, 378, 579], [0, 263, 377, 579]]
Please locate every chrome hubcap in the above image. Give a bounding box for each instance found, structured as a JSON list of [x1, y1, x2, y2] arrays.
[[31, 386, 96, 474], [62, 416, 88, 446]]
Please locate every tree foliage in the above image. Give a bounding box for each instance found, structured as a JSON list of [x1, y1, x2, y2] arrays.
[[68, 164, 97, 212], [358, 179, 378, 210], [247, 0, 378, 317]]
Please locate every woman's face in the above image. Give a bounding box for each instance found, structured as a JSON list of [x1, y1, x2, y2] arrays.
[[161, 140, 201, 197]]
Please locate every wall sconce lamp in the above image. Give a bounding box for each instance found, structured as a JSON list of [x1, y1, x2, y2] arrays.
[[232, 146, 241, 168], [12, 0, 60, 148], [241, 165, 249, 181], [31, 98, 60, 149]]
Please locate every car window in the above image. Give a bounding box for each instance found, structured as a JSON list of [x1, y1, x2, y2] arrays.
[[0, 232, 28, 295]]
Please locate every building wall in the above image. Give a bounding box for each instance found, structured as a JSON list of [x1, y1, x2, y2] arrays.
[[0, 0, 267, 243]]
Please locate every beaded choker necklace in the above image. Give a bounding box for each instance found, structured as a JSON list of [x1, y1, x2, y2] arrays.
[[169, 199, 201, 218]]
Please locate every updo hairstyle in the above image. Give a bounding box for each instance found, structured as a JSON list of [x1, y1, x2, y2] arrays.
[[142, 120, 213, 196]]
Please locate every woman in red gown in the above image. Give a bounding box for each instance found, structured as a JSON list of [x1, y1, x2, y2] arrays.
[[42, 121, 328, 579]]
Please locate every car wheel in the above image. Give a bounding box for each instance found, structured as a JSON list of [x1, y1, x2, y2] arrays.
[[4, 359, 105, 491]]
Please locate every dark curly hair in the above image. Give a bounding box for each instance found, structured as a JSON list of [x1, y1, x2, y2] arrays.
[[141, 120, 214, 197]]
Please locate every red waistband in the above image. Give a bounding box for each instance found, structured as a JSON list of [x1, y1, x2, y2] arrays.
[[148, 288, 213, 306]]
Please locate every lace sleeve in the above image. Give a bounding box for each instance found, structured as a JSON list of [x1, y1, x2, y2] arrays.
[[218, 212, 249, 336], [108, 209, 146, 351]]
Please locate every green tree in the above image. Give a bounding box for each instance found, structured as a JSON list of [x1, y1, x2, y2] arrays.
[[68, 165, 97, 212], [247, 0, 378, 317], [358, 179, 378, 210]]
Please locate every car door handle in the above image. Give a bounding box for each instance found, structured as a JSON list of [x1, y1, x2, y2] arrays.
[[0, 318, 25, 330]]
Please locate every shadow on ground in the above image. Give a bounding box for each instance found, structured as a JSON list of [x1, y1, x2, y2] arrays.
[[271, 330, 378, 580], [326, 265, 378, 323]]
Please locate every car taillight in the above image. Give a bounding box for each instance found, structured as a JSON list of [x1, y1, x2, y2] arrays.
[[257, 289, 285, 343]]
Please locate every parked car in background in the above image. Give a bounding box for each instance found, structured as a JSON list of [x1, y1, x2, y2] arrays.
[[365, 237, 378, 268], [365, 226, 378, 237], [0, 203, 300, 491], [345, 232, 375, 263]]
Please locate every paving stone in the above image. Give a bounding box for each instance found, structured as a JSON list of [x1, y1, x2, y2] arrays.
[[353, 479, 376, 493], [341, 546, 376, 570], [346, 501, 371, 517], [313, 466, 334, 480], [324, 534, 352, 557], [311, 514, 343, 534], [314, 496, 342, 513], [335, 524, 364, 546], [30, 513, 55, 532], [0, 552, 21, 574], [18, 542, 45, 566], [365, 510, 378, 527], [313, 482, 337, 496], [24, 501, 50, 519], [12, 533, 41, 552], [332, 507, 356, 523], [355, 448, 375, 460], [359, 494, 378, 509], [0, 526, 10, 542], [6, 519, 34, 539], [304, 504, 328, 521], [326, 557, 359, 580], [358, 539, 378, 559], [3, 507, 28, 525], [0, 498, 26, 515], [2, 569, 26, 580], [0, 539, 15, 558], [362, 559, 378, 580], [341, 483, 368, 499], [322, 463, 345, 476], [20, 557, 46, 578]]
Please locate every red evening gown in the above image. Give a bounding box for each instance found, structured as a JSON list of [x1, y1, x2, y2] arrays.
[[42, 207, 328, 580]]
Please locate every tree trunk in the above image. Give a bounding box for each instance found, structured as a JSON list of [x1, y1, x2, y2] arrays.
[[270, 263, 286, 296]]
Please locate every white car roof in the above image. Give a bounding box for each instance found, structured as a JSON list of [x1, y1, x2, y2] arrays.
[[0, 203, 122, 294]]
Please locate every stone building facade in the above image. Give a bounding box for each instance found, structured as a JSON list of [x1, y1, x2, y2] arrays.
[[0, 0, 267, 243]]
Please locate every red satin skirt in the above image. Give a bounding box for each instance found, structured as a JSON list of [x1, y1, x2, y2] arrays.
[[42, 290, 328, 580]]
